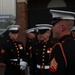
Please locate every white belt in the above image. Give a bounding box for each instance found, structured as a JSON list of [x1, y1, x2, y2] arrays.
[[10, 59, 23, 62], [37, 64, 49, 69]]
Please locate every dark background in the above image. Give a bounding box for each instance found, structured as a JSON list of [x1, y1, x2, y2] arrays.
[[28, 0, 75, 8], [28, 7, 75, 28], [27, 0, 75, 28]]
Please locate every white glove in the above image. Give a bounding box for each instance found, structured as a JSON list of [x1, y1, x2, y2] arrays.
[[20, 61, 27, 70], [20, 65, 26, 70]]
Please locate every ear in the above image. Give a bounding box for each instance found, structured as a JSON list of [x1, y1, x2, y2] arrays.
[[61, 24, 65, 31]]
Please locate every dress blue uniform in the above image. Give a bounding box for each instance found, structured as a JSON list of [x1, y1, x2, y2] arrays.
[[25, 28, 37, 75], [36, 39, 54, 75], [0, 25, 26, 75], [49, 9, 75, 75], [35, 26, 54, 75], [25, 38, 36, 75]]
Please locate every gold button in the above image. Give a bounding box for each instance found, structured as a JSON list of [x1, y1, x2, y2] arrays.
[[42, 63, 44, 65], [43, 52, 45, 54], [41, 66, 44, 69], [47, 50, 50, 53], [18, 54, 19, 56], [16, 48, 18, 50], [11, 62, 13, 64], [17, 51, 19, 53], [42, 59, 44, 61], [42, 56, 44, 58], [43, 49, 45, 51], [44, 45, 46, 47], [62, 41, 64, 43], [14, 43, 16, 45], [20, 47, 23, 49]]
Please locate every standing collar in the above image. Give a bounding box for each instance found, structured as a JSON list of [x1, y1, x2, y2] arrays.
[[58, 35, 73, 43]]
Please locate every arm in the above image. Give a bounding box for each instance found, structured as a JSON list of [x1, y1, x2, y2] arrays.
[[0, 43, 13, 66], [50, 44, 66, 75]]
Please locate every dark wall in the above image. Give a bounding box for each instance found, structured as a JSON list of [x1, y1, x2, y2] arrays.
[[28, 0, 75, 28], [28, 8, 52, 28], [28, 7, 75, 28], [28, 0, 75, 8]]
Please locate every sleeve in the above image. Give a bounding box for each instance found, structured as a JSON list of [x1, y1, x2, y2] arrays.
[[25, 39, 34, 65], [25, 39, 37, 74], [25, 39, 31, 65], [49, 44, 66, 75], [0, 43, 12, 66], [20, 42, 27, 61]]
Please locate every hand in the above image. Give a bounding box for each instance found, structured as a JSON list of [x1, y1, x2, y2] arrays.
[[20, 65, 26, 70], [20, 61, 27, 70]]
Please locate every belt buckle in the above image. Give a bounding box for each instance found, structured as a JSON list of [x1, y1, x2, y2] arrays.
[[40, 65, 44, 69]]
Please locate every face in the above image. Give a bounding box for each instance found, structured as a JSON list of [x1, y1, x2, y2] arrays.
[[71, 31, 75, 38], [9, 32, 19, 40], [27, 33, 35, 39], [52, 22, 61, 39], [38, 30, 51, 42]]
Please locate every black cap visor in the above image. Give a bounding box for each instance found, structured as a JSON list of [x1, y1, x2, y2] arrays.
[[9, 30, 19, 34], [51, 17, 62, 26], [39, 29, 49, 34]]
